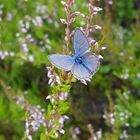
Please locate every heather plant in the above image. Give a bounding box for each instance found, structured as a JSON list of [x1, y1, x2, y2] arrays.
[[0, 0, 140, 140], [0, 0, 103, 139]]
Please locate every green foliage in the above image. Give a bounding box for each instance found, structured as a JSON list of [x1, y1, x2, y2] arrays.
[[112, 0, 137, 25]]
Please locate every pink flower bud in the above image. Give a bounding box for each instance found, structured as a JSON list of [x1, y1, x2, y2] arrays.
[[60, 18, 68, 24], [98, 54, 104, 59], [48, 78, 53, 85], [80, 13, 86, 18], [46, 95, 51, 100], [64, 36, 68, 42], [74, 11, 80, 15], [70, 30, 75, 37], [101, 46, 107, 50], [64, 115, 69, 119], [93, 12, 98, 15], [80, 79, 87, 85], [94, 25, 102, 30], [93, 6, 102, 12], [90, 39, 96, 44], [55, 132, 59, 138], [70, 18, 76, 23], [60, 129, 65, 134], [61, 1, 66, 5], [94, 42, 99, 47], [69, 0, 75, 5]]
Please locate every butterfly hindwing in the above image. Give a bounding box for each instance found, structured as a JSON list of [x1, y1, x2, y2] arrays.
[[71, 63, 91, 80], [48, 54, 74, 71], [74, 29, 90, 55], [71, 52, 100, 80], [82, 52, 100, 75]]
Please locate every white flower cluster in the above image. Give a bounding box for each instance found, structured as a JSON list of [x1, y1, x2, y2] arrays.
[[104, 0, 113, 5], [36, 3, 48, 16], [103, 110, 131, 125], [25, 105, 46, 140], [47, 66, 61, 86], [70, 127, 81, 139], [6, 12, 13, 21], [14, 94, 70, 139], [103, 112, 116, 125], [103, 108, 131, 139], [0, 51, 15, 60], [123, 90, 131, 100], [46, 89, 69, 137], [47, 109, 69, 138], [120, 69, 129, 80], [14, 3, 54, 62], [119, 130, 128, 140], [0, 4, 4, 22], [136, 73, 140, 79], [92, 130, 102, 140], [14, 96, 47, 140], [32, 16, 43, 27], [57, 115, 69, 136], [46, 92, 68, 103], [119, 111, 129, 121]]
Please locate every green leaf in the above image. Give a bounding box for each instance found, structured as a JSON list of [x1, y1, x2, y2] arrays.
[[58, 101, 69, 114], [40, 133, 46, 140], [48, 130, 57, 139]]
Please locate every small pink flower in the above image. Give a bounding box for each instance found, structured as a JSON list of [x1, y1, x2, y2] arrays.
[[101, 46, 107, 50], [75, 127, 81, 134], [61, 1, 66, 5], [59, 129, 65, 134], [94, 25, 102, 30], [60, 18, 68, 24], [97, 54, 104, 60], [93, 6, 102, 12]]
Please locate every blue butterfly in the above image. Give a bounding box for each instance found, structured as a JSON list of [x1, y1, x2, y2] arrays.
[[48, 29, 100, 80]]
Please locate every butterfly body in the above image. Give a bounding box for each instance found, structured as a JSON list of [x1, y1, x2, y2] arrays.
[[74, 55, 83, 64], [48, 29, 100, 80]]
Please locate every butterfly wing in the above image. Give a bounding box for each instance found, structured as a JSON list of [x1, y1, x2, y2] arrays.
[[48, 54, 74, 71], [82, 52, 100, 74], [74, 29, 90, 55], [71, 63, 91, 80], [71, 52, 100, 80]]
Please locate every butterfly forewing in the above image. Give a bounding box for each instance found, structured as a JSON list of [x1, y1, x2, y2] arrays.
[[48, 54, 74, 71], [74, 29, 90, 55]]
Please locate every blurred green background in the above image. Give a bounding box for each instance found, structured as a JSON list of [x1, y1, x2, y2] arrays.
[[0, 0, 140, 140]]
